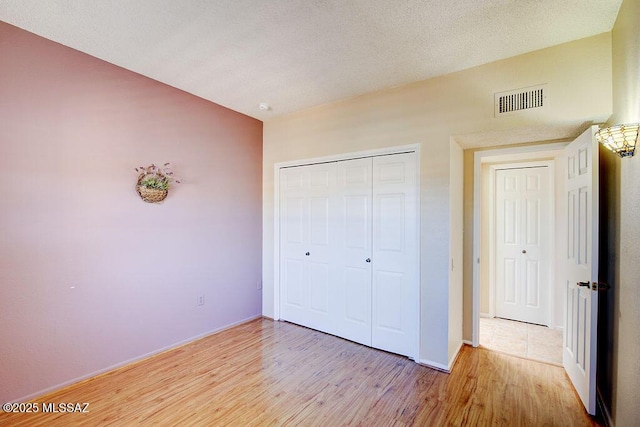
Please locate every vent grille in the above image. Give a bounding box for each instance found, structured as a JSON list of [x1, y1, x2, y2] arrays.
[[495, 84, 547, 116]]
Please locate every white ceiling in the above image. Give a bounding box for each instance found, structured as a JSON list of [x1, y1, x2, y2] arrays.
[[0, 0, 622, 121]]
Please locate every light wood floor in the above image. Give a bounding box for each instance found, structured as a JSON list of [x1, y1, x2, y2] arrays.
[[1, 318, 600, 426]]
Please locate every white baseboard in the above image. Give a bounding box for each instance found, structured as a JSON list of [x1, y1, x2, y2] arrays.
[[447, 341, 464, 370], [480, 312, 493, 318], [418, 358, 451, 373], [13, 314, 263, 403], [420, 341, 464, 373], [463, 340, 473, 346]]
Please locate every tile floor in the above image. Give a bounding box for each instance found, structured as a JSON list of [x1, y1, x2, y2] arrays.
[[479, 317, 563, 365]]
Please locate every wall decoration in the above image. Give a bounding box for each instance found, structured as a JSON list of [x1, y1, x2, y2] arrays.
[[135, 163, 180, 203]]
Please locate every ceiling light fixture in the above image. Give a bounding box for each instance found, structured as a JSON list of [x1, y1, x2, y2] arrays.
[[595, 123, 639, 158], [258, 102, 271, 111]]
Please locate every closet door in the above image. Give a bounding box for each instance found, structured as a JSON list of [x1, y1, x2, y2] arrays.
[[371, 153, 418, 357], [279, 163, 336, 334], [279, 152, 418, 359], [334, 158, 373, 346]]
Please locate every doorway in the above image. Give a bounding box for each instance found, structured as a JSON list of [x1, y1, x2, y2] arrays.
[[472, 128, 601, 415], [479, 160, 561, 364], [472, 144, 567, 361]]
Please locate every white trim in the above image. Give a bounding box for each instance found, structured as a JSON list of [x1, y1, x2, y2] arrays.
[[275, 144, 420, 169], [273, 144, 421, 361], [472, 142, 567, 347], [488, 164, 496, 318], [414, 146, 422, 361], [480, 312, 493, 318], [12, 314, 262, 403], [419, 359, 451, 373], [273, 163, 281, 321], [488, 160, 555, 328], [448, 341, 464, 370], [421, 340, 464, 373]]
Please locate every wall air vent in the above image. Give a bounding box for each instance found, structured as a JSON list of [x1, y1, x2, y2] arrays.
[[495, 84, 547, 117]]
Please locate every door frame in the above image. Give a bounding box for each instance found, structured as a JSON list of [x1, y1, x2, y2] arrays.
[[273, 144, 421, 360], [472, 143, 567, 347], [488, 161, 555, 326]]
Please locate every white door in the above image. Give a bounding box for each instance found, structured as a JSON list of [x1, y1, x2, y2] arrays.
[[279, 163, 336, 335], [371, 153, 418, 357], [334, 158, 373, 346], [562, 126, 599, 415], [495, 166, 551, 325]]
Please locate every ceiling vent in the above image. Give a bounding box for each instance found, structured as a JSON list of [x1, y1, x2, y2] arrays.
[[495, 84, 547, 117]]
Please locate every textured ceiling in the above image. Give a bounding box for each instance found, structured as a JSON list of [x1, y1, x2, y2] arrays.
[[0, 0, 622, 121]]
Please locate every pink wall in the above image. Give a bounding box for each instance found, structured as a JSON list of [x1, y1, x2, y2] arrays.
[[0, 21, 263, 402]]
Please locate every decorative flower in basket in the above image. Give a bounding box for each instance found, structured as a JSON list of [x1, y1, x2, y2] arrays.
[[135, 163, 180, 203]]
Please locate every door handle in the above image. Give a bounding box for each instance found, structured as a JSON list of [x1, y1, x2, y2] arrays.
[[577, 281, 611, 291], [305, 252, 310, 256], [365, 258, 371, 263]]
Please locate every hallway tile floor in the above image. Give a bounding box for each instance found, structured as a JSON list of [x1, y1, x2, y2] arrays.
[[479, 317, 563, 365]]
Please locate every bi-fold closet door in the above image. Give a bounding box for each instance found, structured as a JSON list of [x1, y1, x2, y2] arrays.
[[279, 152, 417, 357]]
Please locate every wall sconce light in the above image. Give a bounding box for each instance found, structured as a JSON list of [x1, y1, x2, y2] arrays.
[[595, 123, 639, 158]]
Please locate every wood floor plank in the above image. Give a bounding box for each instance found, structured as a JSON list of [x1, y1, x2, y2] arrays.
[[1, 318, 600, 426]]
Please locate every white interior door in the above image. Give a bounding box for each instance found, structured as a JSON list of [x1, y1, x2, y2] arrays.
[[495, 166, 551, 325], [562, 126, 599, 415], [279, 163, 336, 334], [334, 158, 373, 346], [371, 153, 418, 357]]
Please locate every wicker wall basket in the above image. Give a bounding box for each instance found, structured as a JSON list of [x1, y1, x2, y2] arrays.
[[136, 175, 168, 203]]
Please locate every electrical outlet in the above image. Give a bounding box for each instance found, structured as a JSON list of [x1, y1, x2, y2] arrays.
[[257, 281, 262, 290], [197, 295, 205, 306]]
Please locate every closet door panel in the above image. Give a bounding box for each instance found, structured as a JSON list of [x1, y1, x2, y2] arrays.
[[377, 194, 405, 251], [280, 167, 308, 326], [345, 266, 369, 324], [280, 163, 336, 333], [334, 158, 372, 346], [309, 262, 329, 314], [285, 197, 305, 244], [374, 271, 404, 331], [371, 153, 418, 357], [305, 164, 335, 331], [284, 259, 304, 308]]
